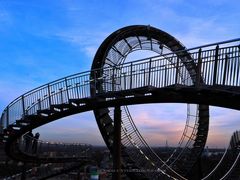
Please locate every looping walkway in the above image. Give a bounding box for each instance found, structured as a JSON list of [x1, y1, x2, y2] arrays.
[[1, 25, 240, 179]]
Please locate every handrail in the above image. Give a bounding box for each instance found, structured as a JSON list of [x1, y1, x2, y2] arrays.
[[185, 38, 240, 52], [1, 40, 239, 123], [2, 42, 239, 136]]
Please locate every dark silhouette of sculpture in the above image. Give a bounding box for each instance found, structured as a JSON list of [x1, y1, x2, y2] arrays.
[[32, 132, 40, 154], [24, 131, 33, 152]]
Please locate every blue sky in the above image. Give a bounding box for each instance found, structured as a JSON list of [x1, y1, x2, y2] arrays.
[[0, 0, 240, 147]]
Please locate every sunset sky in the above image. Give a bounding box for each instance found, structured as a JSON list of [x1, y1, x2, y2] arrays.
[[0, 0, 240, 148]]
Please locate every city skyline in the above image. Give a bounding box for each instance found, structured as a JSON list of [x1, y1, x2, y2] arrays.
[[0, 0, 240, 148]]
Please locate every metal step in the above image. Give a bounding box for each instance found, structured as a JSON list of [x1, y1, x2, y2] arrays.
[[16, 119, 30, 126], [5, 127, 19, 136], [69, 98, 91, 106], [24, 114, 40, 120], [8, 124, 22, 130], [50, 103, 71, 111], [37, 109, 54, 116]]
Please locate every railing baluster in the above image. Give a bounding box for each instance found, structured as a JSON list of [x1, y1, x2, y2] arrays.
[[38, 99, 41, 111], [124, 73, 126, 90], [47, 84, 51, 107], [6, 106, 9, 127], [213, 45, 219, 85], [148, 58, 152, 86], [65, 78, 69, 102], [229, 51, 234, 85], [130, 62, 133, 89], [60, 88, 63, 104], [21, 95, 25, 118], [143, 69, 146, 86], [175, 57, 180, 86], [236, 48, 240, 86], [233, 47, 237, 86], [76, 83, 80, 99], [205, 50, 209, 84], [196, 48, 202, 87], [112, 68, 115, 91], [223, 55, 229, 86], [161, 60, 164, 87], [164, 66, 167, 87]]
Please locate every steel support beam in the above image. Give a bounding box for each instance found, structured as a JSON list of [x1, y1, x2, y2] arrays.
[[113, 106, 122, 180]]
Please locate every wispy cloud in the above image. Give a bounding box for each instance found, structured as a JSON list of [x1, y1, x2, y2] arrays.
[[133, 0, 239, 48], [127, 105, 240, 147], [53, 30, 109, 59], [0, 11, 10, 22], [0, 0, 12, 24], [127, 104, 187, 146]]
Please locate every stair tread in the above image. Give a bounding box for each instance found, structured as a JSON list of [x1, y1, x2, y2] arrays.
[[16, 119, 31, 123], [51, 103, 71, 109], [25, 114, 39, 119], [37, 109, 54, 114], [8, 124, 22, 128], [69, 98, 92, 104]]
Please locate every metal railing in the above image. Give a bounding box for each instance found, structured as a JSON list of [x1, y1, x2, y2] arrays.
[[1, 39, 239, 131], [1, 38, 240, 179]]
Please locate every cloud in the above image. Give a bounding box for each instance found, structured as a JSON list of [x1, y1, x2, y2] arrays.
[[210, 107, 240, 129], [52, 30, 109, 59], [0, 0, 12, 24], [126, 104, 188, 146], [175, 18, 230, 48], [0, 11, 10, 22], [126, 104, 240, 147], [133, 0, 239, 48], [0, 77, 40, 107]]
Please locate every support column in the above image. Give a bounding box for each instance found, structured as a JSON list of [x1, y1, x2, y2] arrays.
[[113, 106, 121, 180]]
